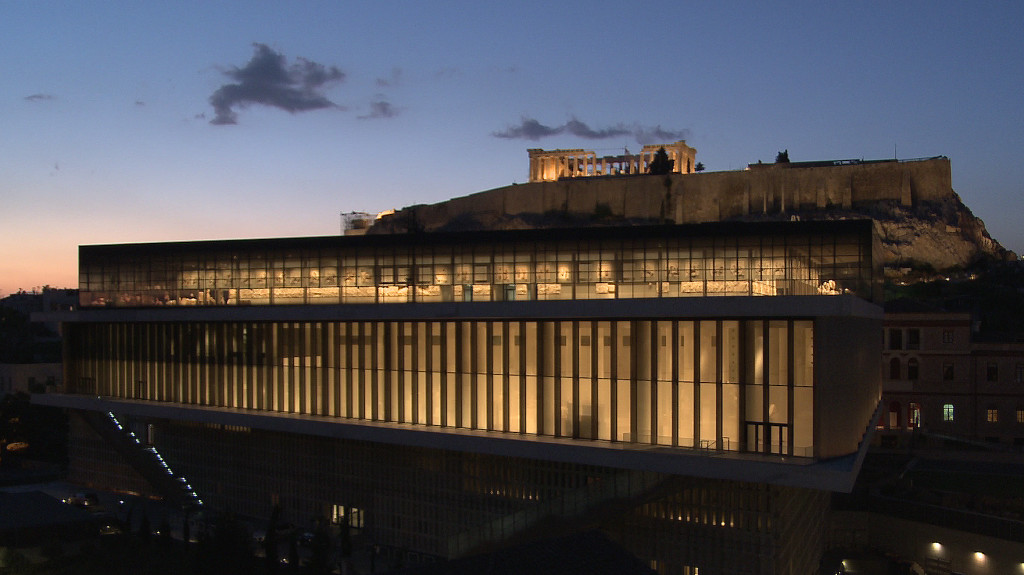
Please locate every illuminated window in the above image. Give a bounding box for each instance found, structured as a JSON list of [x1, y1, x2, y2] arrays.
[[331, 505, 364, 529], [987, 409, 999, 423], [1018, 409, 1024, 424], [943, 404, 954, 422], [908, 403, 921, 429]]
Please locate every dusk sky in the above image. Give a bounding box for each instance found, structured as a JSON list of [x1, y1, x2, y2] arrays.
[[2, 1, 1022, 297]]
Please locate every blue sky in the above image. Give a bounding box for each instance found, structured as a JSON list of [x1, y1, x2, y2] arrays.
[[2, 1, 1022, 295]]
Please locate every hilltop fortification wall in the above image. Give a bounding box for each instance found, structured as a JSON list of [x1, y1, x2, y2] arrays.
[[383, 157, 953, 232]]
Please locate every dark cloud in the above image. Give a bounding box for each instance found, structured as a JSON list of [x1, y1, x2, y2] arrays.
[[633, 125, 689, 146], [433, 67, 458, 80], [563, 118, 630, 139], [375, 68, 402, 88], [359, 97, 399, 119], [494, 117, 687, 145], [24, 93, 54, 102], [492, 118, 563, 140], [209, 43, 345, 125]]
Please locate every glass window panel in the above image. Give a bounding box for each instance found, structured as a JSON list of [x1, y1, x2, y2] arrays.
[[577, 321, 592, 379], [793, 387, 813, 456], [769, 383, 788, 425], [699, 321, 716, 383], [656, 379, 672, 445], [597, 378, 612, 440], [616, 321, 632, 380], [769, 321, 788, 387], [543, 375, 555, 435], [700, 382, 716, 447], [597, 322, 611, 379], [637, 373, 651, 443], [525, 375, 538, 434], [722, 383, 740, 451], [678, 321, 694, 383], [793, 321, 813, 387], [678, 381, 694, 447]]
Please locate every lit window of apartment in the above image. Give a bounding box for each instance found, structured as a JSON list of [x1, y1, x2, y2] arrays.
[[907, 358, 919, 380], [908, 403, 921, 428], [942, 403, 955, 422], [986, 362, 998, 382], [907, 329, 920, 350], [942, 330, 954, 344], [1017, 409, 1024, 424], [942, 363, 954, 381], [986, 408, 999, 423], [888, 329, 903, 350], [937, 403, 954, 421]]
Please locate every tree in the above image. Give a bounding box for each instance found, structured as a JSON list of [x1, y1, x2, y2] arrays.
[[648, 147, 674, 175], [695, 162, 705, 172], [264, 505, 282, 574], [306, 517, 332, 575], [775, 149, 790, 163]]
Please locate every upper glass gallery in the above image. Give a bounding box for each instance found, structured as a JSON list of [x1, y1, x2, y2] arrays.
[[78, 220, 881, 309]]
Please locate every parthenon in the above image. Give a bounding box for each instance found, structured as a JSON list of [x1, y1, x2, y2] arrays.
[[527, 139, 697, 182]]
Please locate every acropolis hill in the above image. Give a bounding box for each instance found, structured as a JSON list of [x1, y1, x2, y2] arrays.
[[371, 143, 1013, 271]]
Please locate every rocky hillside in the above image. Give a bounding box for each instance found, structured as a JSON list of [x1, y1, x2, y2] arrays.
[[371, 169, 1015, 272], [864, 193, 1011, 271], [743, 191, 1014, 272]]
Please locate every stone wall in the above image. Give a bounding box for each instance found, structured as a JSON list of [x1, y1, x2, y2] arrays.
[[378, 157, 953, 233]]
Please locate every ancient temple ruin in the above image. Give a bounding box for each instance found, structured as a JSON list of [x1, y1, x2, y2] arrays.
[[527, 140, 697, 182]]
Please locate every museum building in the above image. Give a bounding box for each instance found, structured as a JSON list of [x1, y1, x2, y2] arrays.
[[38, 218, 883, 574]]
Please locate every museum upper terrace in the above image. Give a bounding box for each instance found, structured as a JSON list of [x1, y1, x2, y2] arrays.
[[78, 219, 880, 309]]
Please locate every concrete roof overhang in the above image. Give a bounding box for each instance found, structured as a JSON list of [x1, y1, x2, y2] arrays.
[[35, 294, 882, 324], [35, 393, 877, 493]]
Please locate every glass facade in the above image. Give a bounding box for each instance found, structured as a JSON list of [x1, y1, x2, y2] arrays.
[[67, 318, 816, 457], [78, 222, 877, 308]]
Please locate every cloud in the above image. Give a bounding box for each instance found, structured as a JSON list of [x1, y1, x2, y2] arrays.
[[633, 125, 689, 146], [359, 97, 399, 120], [209, 43, 345, 125], [493, 117, 688, 145], [563, 118, 630, 139], [375, 68, 402, 88], [24, 93, 54, 102], [492, 117, 564, 140]]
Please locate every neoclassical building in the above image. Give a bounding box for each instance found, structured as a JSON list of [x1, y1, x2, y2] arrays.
[[38, 218, 882, 574]]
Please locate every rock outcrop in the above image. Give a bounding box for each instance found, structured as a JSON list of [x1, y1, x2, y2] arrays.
[[371, 158, 1014, 271]]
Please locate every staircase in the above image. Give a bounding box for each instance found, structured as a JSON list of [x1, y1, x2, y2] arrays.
[[80, 410, 204, 510], [446, 468, 668, 557]]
